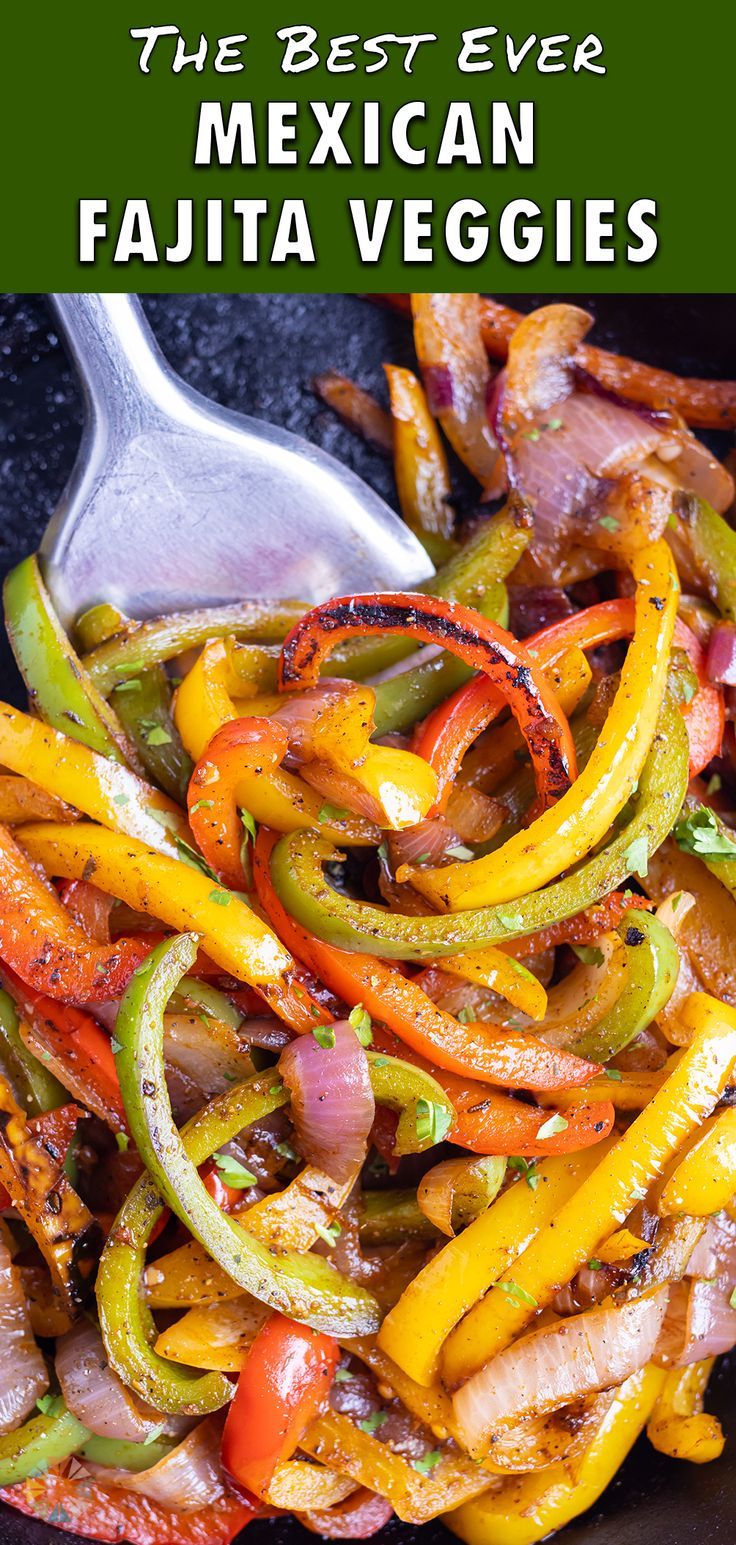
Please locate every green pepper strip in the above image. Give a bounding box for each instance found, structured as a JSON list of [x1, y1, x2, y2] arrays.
[[79, 1435, 174, 1472], [270, 698, 688, 960], [111, 668, 193, 806], [112, 934, 381, 1337], [83, 599, 308, 698], [563, 909, 679, 1065], [668, 495, 736, 621], [3, 556, 139, 767], [366, 1050, 456, 1155], [0, 1398, 89, 1487], [0, 989, 65, 1115], [372, 581, 508, 738], [359, 1189, 439, 1246], [169, 976, 243, 1029]]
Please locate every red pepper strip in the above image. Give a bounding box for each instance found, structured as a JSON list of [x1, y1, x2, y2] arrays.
[[374, 294, 736, 431], [419, 598, 722, 802], [222, 1311, 339, 1500], [0, 1101, 82, 1211], [279, 593, 576, 809], [58, 879, 114, 943], [0, 1473, 257, 1545], [4, 973, 127, 1134], [302, 1489, 394, 1538], [253, 831, 599, 1092], [0, 825, 153, 1003], [200, 1158, 245, 1212], [188, 717, 290, 891]]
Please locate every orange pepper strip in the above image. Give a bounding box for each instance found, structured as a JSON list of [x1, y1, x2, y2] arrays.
[[253, 830, 600, 1095], [5, 971, 127, 1133], [0, 824, 153, 1004], [279, 593, 576, 810]]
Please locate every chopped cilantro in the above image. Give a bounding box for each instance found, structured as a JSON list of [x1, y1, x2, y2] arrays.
[[413, 1451, 442, 1475], [112, 793, 130, 807], [572, 944, 605, 967], [144, 725, 172, 747], [241, 808, 257, 843], [275, 1140, 298, 1163], [457, 1005, 474, 1024], [359, 1412, 388, 1435], [115, 1132, 130, 1153], [598, 514, 620, 533], [496, 908, 523, 931], [334, 1367, 354, 1383], [508, 1156, 539, 1190], [536, 1112, 569, 1141], [190, 798, 214, 814], [623, 835, 649, 878], [318, 802, 349, 824], [213, 1152, 257, 1189], [675, 805, 736, 861], [604, 1068, 623, 1081], [143, 1423, 167, 1445], [706, 774, 722, 796], [208, 889, 231, 906], [349, 1004, 373, 1046], [587, 1258, 603, 1271], [499, 1280, 538, 1308], [416, 1098, 452, 1145], [313, 1024, 336, 1050], [314, 1220, 342, 1247]]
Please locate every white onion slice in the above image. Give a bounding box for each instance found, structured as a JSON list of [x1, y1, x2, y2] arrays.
[[0, 1239, 47, 1435], [56, 1319, 168, 1442]]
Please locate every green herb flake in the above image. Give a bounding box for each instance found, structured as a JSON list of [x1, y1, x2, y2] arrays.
[[143, 1423, 167, 1446], [416, 1098, 453, 1146], [115, 1132, 130, 1153], [496, 908, 523, 932], [604, 1068, 623, 1081], [536, 1112, 569, 1141], [334, 1367, 354, 1383], [499, 1279, 538, 1308], [190, 798, 214, 814], [508, 1156, 539, 1191], [318, 802, 349, 824], [446, 843, 474, 861], [413, 1451, 443, 1475], [208, 889, 231, 907], [314, 1220, 342, 1247], [240, 808, 257, 843], [546, 417, 563, 431], [110, 1036, 123, 1056], [213, 1152, 258, 1189], [269, 1082, 283, 1096], [457, 1005, 474, 1024], [706, 774, 722, 796], [623, 835, 649, 878], [359, 1412, 388, 1435], [144, 725, 173, 747], [675, 805, 736, 861], [572, 944, 605, 967], [349, 1004, 373, 1047], [36, 1394, 56, 1415], [313, 1024, 336, 1050], [372, 1056, 389, 1068], [587, 1259, 603, 1271], [275, 1140, 298, 1163], [112, 793, 130, 807], [113, 678, 142, 693], [630, 1185, 648, 1203], [523, 427, 541, 442], [598, 514, 620, 533]]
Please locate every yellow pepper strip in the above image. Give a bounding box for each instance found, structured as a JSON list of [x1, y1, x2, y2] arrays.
[[384, 363, 455, 562], [596, 1228, 649, 1264], [647, 1359, 725, 1464], [155, 1295, 269, 1371], [265, 1460, 356, 1512], [0, 774, 76, 827], [177, 641, 437, 831], [541, 1068, 669, 1112], [659, 1107, 736, 1216], [447, 1366, 665, 1545], [174, 638, 279, 758], [441, 991, 736, 1387], [412, 539, 678, 910], [146, 1164, 354, 1308], [0, 702, 190, 858], [435, 949, 548, 1021], [18, 823, 291, 987], [378, 1148, 606, 1387], [301, 1409, 492, 1524]]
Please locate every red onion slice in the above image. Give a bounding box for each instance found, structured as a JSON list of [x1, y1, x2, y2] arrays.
[[279, 1020, 375, 1184], [453, 1288, 668, 1457], [56, 1319, 170, 1442], [0, 1240, 47, 1435], [707, 623, 736, 685]]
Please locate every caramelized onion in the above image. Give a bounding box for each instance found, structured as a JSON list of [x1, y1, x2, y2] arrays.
[[279, 1020, 375, 1184], [417, 1155, 506, 1237], [56, 1320, 168, 1442], [93, 1418, 229, 1512], [0, 1240, 47, 1434]]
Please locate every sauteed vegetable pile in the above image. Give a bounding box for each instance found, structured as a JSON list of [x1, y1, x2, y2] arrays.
[[0, 294, 735, 1545]]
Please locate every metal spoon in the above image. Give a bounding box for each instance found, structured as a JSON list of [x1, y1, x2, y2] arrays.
[[42, 294, 433, 629]]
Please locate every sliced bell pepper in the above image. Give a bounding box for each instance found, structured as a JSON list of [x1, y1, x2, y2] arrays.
[[0, 823, 154, 1002], [79, 1434, 174, 1472], [1, 1465, 256, 1545], [3, 555, 140, 766], [667, 494, 736, 621], [371, 583, 508, 741], [647, 1359, 724, 1464], [0, 1396, 89, 1487], [112, 934, 381, 1335], [6, 975, 126, 1132], [446, 1366, 665, 1545], [411, 540, 679, 911], [172, 635, 280, 762], [0, 700, 190, 857], [411, 292, 504, 495], [0, 1074, 101, 1309], [267, 696, 688, 959], [384, 363, 455, 562], [280, 592, 576, 812], [659, 1107, 736, 1216], [0, 986, 65, 1114], [378, 1147, 608, 1387], [111, 666, 193, 805], [222, 1311, 339, 1499], [423, 949, 548, 1022], [562, 908, 679, 1064], [441, 991, 736, 1387], [254, 830, 597, 1092]]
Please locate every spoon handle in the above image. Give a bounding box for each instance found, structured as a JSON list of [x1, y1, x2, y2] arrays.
[[49, 294, 178, 432]]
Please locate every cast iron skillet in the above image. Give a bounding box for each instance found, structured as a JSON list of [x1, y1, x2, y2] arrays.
[[0, 293, 733, 1545]]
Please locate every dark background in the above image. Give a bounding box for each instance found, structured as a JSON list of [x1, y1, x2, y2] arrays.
[[0, 291, 734, 1543]]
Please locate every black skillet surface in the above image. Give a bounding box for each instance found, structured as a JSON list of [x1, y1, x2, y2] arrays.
[[0, 293, 734, 1545]]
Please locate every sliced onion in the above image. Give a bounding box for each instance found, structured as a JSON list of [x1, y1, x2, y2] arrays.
[[56, 1320, 167, 1442], [303, 1488, 394, 1539], [389, 816, 461, 873], [279, 1019, 375, 1184], [508, 584, 575, 640], [273, 679, 361, 764], [686, 1213, 736, 1280], [707, 623, 736, 685], [164, 1013, 253, 1099], [93, 1417, 229, 1512], [418, 1156, 506, 1237], [656, 1276, 736, 1367], [412, 293, 504, 494], [503, 303, 592, 429], [445, 784, 505, 844], [0, 1240, 47, 1435], [423, 365, 455, 414], [453, 1288, 668, 1457], [299, 760, 383, 826]]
